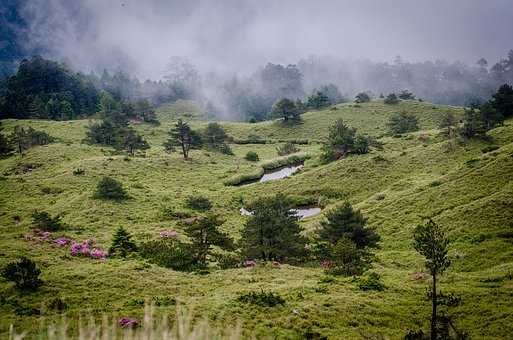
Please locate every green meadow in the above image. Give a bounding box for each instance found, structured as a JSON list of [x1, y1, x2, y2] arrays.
[[1, 100, 512, 339]]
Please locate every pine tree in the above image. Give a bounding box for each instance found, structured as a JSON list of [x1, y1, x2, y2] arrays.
[[93, 177, 128, 200], [413, 219, 451, 340], [241, 194, 307, 263], [122, 128, 149, 156], [185, 214, 234, 267], [164, 119, 201, 159], [318, 202, 380, 248], [109, 226, 137, 257]]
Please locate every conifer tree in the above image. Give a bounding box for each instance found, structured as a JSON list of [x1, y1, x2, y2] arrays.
[[109, 226, 137, 257]]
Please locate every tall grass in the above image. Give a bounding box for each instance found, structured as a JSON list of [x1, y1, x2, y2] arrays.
[[8, 304, 241, 340]]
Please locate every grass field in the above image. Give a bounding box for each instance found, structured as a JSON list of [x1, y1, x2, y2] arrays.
[[0, 99, 512, 339]]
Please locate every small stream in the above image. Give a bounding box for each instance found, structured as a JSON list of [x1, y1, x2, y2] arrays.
[[259, 165, 303, 182], [240, 206, 321, 219]]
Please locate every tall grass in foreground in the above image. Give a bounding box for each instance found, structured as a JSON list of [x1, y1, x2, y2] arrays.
[[8, 304, 241, 340]]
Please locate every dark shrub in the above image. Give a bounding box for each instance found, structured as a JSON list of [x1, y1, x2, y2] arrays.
[[354, 272, 385, 291], [245, 151, 259, 162], [1, 257, 43, 291], [72, 168, 85, 175], [32, 211, 64, 231], [109, 226, 137, 257], [185, 195, 212, 211], [384, 93, 400, 104], [355, 92, 371, 103], [387, 112, 419, 134], [93, 176, 128, 200], [237, 290, 285, 307]]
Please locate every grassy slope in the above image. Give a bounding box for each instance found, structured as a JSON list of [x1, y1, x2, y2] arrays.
[[0, 100, 512, 339]]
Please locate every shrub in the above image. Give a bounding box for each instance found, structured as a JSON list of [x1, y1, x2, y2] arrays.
[[276, 142, 299, 156], [1, 257, 43, 291], [384, 93, 400, 104], [237, 290, 285, 307], [224, 168, 265, 186], [185, 195, 213, 211], [93, 176, 128, 200], [139, 238, 196, 272], [72, 168, 85, 175], [245, 151, 259, 162], [354, 272, 385, 291], [32, 211, 65, 231], [213, 253, 242, 269], [325, 237, 367, 276], [355, 92, 371, 103], [260, 152, 309, 171], [109, 226, 137, 257], [387, 112, 419, 134]]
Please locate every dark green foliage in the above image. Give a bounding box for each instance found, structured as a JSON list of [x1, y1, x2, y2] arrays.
[[387, 112, 420, 134], [398, 90, 415, 100], [47, 297, 68, 312], [0, 56, 100, 119], [241, 194, 307, 263], [459, 107, 488, 139], [245, 151, 259, 161], [185, 195, 212, 211], [1, 257, 43, 291], [413, 219, 451, 340], [320, 119, 372, 162], [9, 126, 54, 155], [109, 226, 137, 257], [491, 83, 513, 118], [163, 119, 201, 159], [0, 122, 13, 157], [202, 122, 230, 152], [184, 214, 234, 267], [32, 211, 65, 231], [319, 83, 345, 105], [276, 142, 299, 156], [122, 128, 150, 156], [355, 92, 371, 103], [213, 253, 242, 269], [237, 290, 285, 307], [354, 272, 385, 291], [72, 168, 85, 175], [326, 237, 369, 276], [139, 238, 196, 272], [306, 91, 330, 109], [93, 176, 128, 200], [384, 93, 400, 104], [318, 202, 380, 247], [439, 112, 458, 139], [271, 98, 301, 122]]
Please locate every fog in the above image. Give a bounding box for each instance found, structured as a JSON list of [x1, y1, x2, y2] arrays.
[[20, 0, 513, 79]]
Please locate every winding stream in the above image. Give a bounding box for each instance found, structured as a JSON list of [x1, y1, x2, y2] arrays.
[[240, 206, 321, 219], [259, 165, 303, 182]]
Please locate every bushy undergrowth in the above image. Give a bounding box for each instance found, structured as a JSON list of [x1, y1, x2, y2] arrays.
[[260, 152, 309, 170], [93, 176, 128, 200], [1, 257, 43, 291], [139, 238, 197, 272], [31, 211, 65, 231], [185, 195, 213, 211], [224, 167, 264, 186], [245, 151, 259, 161], [237, 290, 286, 307]]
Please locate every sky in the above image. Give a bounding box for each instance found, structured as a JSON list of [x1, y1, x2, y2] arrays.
[[18, 0, 513, 79]]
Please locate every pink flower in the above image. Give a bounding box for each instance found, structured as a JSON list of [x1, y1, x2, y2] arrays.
[[244, 260, 257, 268], [91, 248, 107, 259], [54, 237, 70, 247], [159, 230, 178, 238], [118, 318, 138, 328]]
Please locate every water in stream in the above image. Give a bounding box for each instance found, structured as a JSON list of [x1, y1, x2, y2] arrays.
[[259, 165, 303, 182], [239, 207, 321, 219]]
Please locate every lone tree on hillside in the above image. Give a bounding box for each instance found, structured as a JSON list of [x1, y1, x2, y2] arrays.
[[321, 119, 372, 162], [164, 119, 201, 159], [241, 194, 307, 263], [93, 176, 128, 201], [306, 90, 330, 109], [355, 92, 371, 103], [122, 129, 150, 156], [109, 226, 137, 257], [413, 219, 451, 340], [202, 122, 233, 154], [271, 98, 301, 122], [398, 90, 415, 100], [317, 202, 380, 276], [387, 112, 419, 134], [185, 214, 234, 267], [384, 93, 400, 104]]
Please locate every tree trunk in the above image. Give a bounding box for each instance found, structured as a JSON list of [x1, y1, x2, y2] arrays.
[[431, 271, 437, 340]]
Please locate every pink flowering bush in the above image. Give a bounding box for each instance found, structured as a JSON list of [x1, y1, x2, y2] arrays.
[[118, 318, 138, 328], [90, 248, 108, 259], [54, 237, 70, 247], [70, 239, 107, 260], [159, 230, 178, 238]]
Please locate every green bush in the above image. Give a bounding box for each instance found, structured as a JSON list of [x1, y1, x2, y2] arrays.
[[354, 272, 385, 291], [185, 195, 213, 211], [276, 142, 299, 156], [32, 211, 65, 231], [109, 226, 137, 257], [93, 176, 128, 200], [237, 290, 285, 307], [139, 239, 196, 272], [1, 257, 43, 291], [387, 112, 419, 134], [245, 151, 259, 162], [224, 168, 265, 186]]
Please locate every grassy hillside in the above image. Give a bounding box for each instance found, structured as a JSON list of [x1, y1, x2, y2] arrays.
[[0, 100, 512, 339]]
